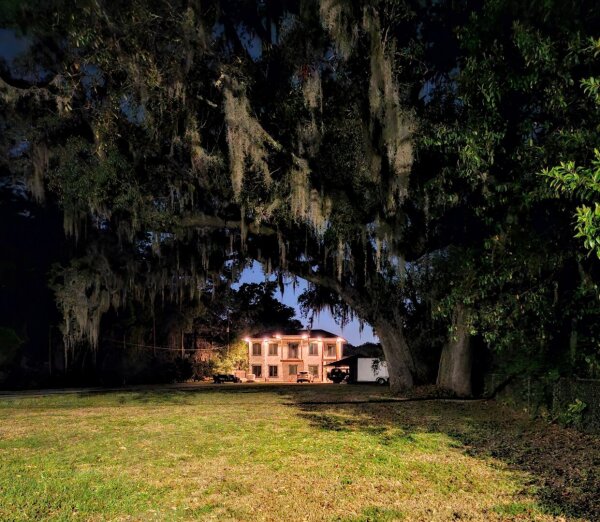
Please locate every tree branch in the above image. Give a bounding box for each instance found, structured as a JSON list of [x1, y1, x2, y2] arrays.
[[178, 212, 276, 236]]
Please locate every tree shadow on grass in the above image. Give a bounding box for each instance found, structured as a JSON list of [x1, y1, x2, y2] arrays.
[[17, 384, 597, 517], [291, 397, 600, 520], [72, 383, 293, 405], [57, 383, 597, 518]]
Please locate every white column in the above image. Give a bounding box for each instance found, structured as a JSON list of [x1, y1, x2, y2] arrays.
[[263, 339, 267, 381]]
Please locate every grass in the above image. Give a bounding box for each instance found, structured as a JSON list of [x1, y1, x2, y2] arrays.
[[0, 384, 597, 521]]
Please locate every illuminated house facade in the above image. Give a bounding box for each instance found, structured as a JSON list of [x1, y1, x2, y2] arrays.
[[246, 330, 345, 382]]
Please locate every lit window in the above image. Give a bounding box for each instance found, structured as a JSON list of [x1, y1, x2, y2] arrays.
[[308, 365, 319, 377]]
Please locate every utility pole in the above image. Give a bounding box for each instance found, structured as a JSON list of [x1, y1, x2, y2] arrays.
[[153, 315, 156, 356], [226, 308, 230, 357]]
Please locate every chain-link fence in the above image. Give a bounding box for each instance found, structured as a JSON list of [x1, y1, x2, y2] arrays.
[[484, 373, 600, 433]]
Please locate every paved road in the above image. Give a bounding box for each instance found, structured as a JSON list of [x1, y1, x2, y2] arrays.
[[0, 381, 337, 399], [0, 381, 227, 399]]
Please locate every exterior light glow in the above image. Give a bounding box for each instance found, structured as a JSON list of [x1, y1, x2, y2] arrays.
[[275, 334, 282, 339]]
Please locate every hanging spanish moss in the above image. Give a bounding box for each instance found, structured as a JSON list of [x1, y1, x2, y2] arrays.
[[363, 7, 413, 212], [297, 70, 323, 157], [318, 2, 414, 217], [185, 116, 208, 174], [336, 239, 344, 281], [52, 238, 232, 350], [52, 254, 121, 351], [288, 158, 331, 235], [319, 0, 358, 59], [278, 230, 287, 268], [302, 69, 322, 113], [30, 142, 48, 203], [224, 86, 273, 198]]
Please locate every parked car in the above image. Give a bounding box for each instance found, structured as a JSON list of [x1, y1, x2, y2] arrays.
[[327, 368, 348, 384], [213, 374, 241, 384], [296, 371, 314, 383]]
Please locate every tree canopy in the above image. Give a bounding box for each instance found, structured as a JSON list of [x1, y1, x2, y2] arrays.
[[1, 0, 599, 393]]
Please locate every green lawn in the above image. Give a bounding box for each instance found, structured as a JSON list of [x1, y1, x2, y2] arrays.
[[0, 385, 597, 521]]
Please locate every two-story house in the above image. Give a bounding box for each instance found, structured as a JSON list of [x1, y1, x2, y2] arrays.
[[245, 329, 345, 382]]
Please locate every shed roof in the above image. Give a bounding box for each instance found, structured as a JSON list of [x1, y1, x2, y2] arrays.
[[325, 354, 384, 367], [325, 355, 358, 367]]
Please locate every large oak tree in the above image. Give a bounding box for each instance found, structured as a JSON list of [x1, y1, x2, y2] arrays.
[[2, 0, 599, 393]]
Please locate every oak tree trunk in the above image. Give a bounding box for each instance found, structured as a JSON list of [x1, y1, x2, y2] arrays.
[[295, 270, 417, 393], [436, 305, 472, 397], [375, 318, 415, 393]]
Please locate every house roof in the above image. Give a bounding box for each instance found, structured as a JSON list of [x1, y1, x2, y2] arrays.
[[249, 329, 341, 340]]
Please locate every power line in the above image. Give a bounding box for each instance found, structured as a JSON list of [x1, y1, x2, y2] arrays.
[[103, 337, 199, 353]]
